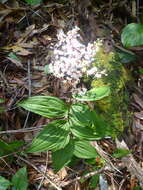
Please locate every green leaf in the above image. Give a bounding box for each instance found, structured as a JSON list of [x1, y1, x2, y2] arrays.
[[11, 167, 28, 190], [73, 86, 110, 101], [117, 50, 136, 63], [89, 175, 99, 188], [74, 140, 98, 159], [69, 103, 93, 126], [71, 125, 101, 140], [18, 96, 68, 118], [26, 120, 70, 153], [91, 111, 113, 137], [112, 148, 131, 158], [0, 99, 4, 113], [24, 0, 42, 6], [0, 98, 4, 103], [0, 176, 11, 190], [121, 23, 143, 48], [7, 52, 22, 66], [0, 107, 4, 113], [139, 68, 143, 75], [7, 141, 24, 151], [133, 187, 142, 190], [52, 141, 74, 172], [69, 104, 111, 139], [0, 140, 24, 157]]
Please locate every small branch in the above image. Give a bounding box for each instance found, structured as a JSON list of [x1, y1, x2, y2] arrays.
[[0, 126, 43, 135], [17, 156, 62, 190], [23, 59, 32, 128], [37, 152, 49, 190], [61, 167, 105, 187], [137, 0, 140, 23], [0, 70, 9, 88], [28, 59, 32, 97], [91, 141, 121, 173]]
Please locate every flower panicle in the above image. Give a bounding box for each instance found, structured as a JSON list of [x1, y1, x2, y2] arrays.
[[49, 26, 106, 95]]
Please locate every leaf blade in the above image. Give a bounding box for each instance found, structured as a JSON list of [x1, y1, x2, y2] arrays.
[[26, 120, 70, 153], [71, 125, 101, 140], [11, 167, 28, 190], [121, 23, 143, 48], [69, 103, 93, 126], [73, 86, 110, 101], [18, 96, 68, 118], [74, 140, 98, 159], [52, 141, 74, 172], [112, 148, 131, 158], [0, 176, 11, 190]]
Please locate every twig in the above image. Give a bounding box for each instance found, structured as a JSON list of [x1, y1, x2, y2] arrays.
[[0, 151, 19, 159], [61, 167, 105, 187], [114, 44, 135, 56], [0, 158, 15, 173], [37, 152, 49, 190], [7, 87, 25, 109], [0, 126, 43, 134], [0, 70, 9, 88], [137, 0, 140, 23], [132, 0, 136, 18], [91, 141, 121, 174], [28, 59, 32, 97], [23, 59, 32, 128], [16, 156, 62, 190], [116, 139, 143, 188], [119, 178, 126, 190], [107, 0, 112, 19]]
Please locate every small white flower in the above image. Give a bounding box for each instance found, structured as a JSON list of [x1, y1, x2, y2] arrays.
[[95, 73, 102, 78], [48, 26, 105, 95], [87, 67, 98, 76]]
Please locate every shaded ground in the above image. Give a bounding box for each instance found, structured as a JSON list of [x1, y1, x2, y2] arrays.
[[0, 0, 143, 189]]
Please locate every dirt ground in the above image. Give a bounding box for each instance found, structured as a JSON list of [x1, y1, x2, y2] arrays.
[[0, 0, 143, 189]]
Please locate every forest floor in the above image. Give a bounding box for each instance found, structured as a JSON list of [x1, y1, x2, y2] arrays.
[[0, 0, 143, 189]]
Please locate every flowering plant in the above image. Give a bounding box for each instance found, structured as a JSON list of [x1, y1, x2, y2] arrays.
[[18, 25, 129, 172], [48, 26, 109, 99]]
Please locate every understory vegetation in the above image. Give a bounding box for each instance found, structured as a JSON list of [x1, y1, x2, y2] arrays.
[[0, 0, 143, 189]]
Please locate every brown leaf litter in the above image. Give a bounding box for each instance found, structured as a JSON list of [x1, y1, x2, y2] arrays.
[[0, 0, 143, 189]]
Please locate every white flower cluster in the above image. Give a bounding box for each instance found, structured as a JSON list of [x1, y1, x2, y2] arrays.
[[49, 26, 106, 95]]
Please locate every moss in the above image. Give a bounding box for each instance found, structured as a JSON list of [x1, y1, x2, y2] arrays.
[[91, 45, 130, 136]]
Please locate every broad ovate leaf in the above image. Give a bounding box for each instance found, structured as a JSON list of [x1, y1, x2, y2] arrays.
[[69, 104, 110, 139], [73, 86, 110, 101], [52, 141, 74, 172], [11, 167, 28, 190], [0, 176, 11, 190], [121, 23, 143, 48], [69, 103, 93, 126], [18, 96, 68, 118], [71, 125, 101, 140], [91, 111, 112, 137], [26, 120, 70, 153], [74, 140, 98, 159]]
